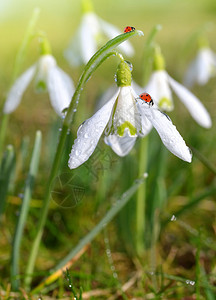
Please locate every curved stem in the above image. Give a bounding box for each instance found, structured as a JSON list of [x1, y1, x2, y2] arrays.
[[25, 29, 143, 289]]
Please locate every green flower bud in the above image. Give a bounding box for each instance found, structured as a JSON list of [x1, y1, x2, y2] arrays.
[[116, 61, 132, 87], [39, 37, 51, 55], [153, 47, 165, 71]]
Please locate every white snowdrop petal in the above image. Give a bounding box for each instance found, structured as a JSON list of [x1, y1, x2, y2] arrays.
[[68, 90, 119, 169], [112, 86, 142, 137], [138, 109, 153, 136], [131, 81, 143, 95], [104, 130, 137, 157], [168, 75, 212, 128], [196, 49, 212, 85], [137, 99, 192, 162], [64, 28, 83, 67], [80, 13, 98, 63], [47, 66, 74, 115], [145, 70, 173, 111], [4, 65, 36, 114], [99, 18, 134, 56], [183, 60, 197, 88]]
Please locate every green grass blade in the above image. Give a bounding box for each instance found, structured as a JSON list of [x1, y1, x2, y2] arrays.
[[162, 184, 216, 228], [190, 146, 216, 175], [11, 131, 42, 291], [31, 174, 147, 294], [0, 145, 15, 219]]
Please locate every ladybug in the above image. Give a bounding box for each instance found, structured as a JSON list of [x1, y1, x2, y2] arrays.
[[139, 93, 154, 106], [124, 26, 135, 33]]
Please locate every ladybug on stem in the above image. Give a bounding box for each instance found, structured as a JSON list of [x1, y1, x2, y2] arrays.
[[138, 93, 154, 106], [124, 26, 135, 33]]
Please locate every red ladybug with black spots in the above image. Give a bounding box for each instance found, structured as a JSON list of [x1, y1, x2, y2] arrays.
[[138, 93, 154, 106], [124, 26, 135, 33]]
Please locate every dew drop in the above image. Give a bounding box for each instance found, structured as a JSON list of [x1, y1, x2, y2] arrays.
[[73, 108, 77, 112], [75, 150, 80, 156], [125, 60, 133, 72], [170, 215, 177, 221], [114, 74, 117, 82]]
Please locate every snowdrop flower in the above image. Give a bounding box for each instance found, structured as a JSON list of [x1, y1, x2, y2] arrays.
[[68, 61, 191, 169], [144, 46, 212, 129], [184, 38, 216, 87], [4, 38, 74, 116], [64, 0, 134, 67]]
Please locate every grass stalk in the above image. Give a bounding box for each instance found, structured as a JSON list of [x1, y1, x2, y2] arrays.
[[31, 174, 146, 294], [11, 131, 42, 291], [0, 145, 15, 220]]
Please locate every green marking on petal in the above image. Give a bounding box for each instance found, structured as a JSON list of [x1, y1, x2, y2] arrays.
[[158, 97, 173, 110], [35, 80, 47, 93], [117, 121, 136, 137], [39, 36, 52, 55]]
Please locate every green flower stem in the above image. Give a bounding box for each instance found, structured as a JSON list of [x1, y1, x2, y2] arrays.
[[136, 136, 148, 256], [13, 7, 40, 81], [11, 131, 42, 291], [31, 174, 146, 294], [25, 29, 144, 289], [64, 29, 143, 127], [142, 24, 162, 86]]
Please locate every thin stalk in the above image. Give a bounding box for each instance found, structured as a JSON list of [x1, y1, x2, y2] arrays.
[[142, 24, 162, 86], [12, 7, 40, 81], [25, 29, 144, 288], [31, 174, 146, 295], [190, 145, 216, 175], [11, 131, 42, 291], [0, 114, 9, 159], [0, 145, 15, 220], [195, 236, 201, 300], [136, 137, 148, 256]]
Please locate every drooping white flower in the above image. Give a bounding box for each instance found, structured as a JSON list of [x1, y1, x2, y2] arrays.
[[4, 53, 75, 116], [145, 47, 212, 129], [184, 47, 216, 88], [68, 61, 192, 169], [64, 0, 134, 67]]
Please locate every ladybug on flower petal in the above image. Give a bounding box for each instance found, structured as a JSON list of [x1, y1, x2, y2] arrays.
[[124, 26, 135, 33], [139, 93, 154, 106]]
